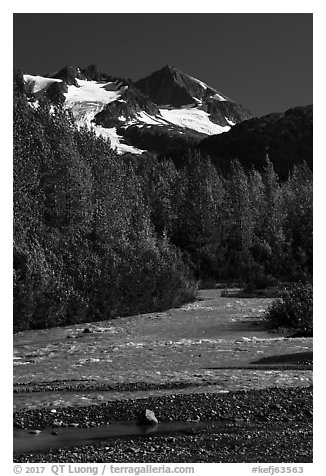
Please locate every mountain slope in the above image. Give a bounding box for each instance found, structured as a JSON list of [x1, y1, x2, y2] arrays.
[[135, 64, 224, 107], [197, 105, 313, 178], [20, 64, 252, 155], [135, 65, 251, 126]]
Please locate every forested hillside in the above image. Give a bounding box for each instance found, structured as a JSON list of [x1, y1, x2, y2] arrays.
[[197, 105, 313, 179], [13, 85, 312, 332]]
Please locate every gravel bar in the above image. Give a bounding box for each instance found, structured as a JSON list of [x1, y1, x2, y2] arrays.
[[14, 385, 313, 463]]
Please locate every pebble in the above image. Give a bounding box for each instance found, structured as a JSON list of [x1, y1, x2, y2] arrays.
[[53, 421, 63, 427]]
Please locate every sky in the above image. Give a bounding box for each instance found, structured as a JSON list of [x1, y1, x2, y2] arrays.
[[13, 13, 312, 118]]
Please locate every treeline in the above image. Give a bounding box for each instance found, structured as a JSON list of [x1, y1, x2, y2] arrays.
[[13, 91, 312, 332], [158, 152, 312, 286]]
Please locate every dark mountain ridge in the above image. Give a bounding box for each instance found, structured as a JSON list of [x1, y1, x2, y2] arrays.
[[197, 105, 313, 178], [135, 65, 219, 106]]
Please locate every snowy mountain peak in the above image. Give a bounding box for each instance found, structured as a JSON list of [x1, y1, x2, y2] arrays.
[[135, 65, 228, 107], [52, 65, 80, 85], [52, 64, 122, 84], [18, 64, 252, 156]]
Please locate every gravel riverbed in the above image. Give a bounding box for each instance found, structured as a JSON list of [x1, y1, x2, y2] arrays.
[[14, 385, 313, 463]]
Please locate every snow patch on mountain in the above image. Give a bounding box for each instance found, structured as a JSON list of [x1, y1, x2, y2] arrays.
[[62, 79, 145, 154], [130, 111, 168, 127], [159, 107, 231, 135], [93, 125, 145, 155], [126, 107, 231, 136], [65, 101, 143, 155], [64, 82, 120, 128], [188, 74, 208, 90], [188, 75, 226, 101], [73, 107, 144, 154], [29, 100, 40, 110], [210, 92, 227, 102], [65, 79, 126, 105], [23, 75, 62, 94]]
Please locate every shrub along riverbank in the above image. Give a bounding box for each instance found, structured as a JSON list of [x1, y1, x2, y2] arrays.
[[266, 282, 313, 336]]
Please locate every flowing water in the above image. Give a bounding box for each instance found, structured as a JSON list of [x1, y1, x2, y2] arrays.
[[14, 419, 231, 454], [14, 289, 313, 412]]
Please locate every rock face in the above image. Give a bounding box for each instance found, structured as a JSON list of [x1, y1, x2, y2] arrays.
[[135, 65, 210, 107], [137, 409, 159, 426], [135, 65, 252, 124], [95, 84, 160, 129], [52, 66, 80, 86]]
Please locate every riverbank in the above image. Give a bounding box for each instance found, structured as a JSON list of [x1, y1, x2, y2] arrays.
[[14, 289, 313, 462], [14, 385, 313, 463]]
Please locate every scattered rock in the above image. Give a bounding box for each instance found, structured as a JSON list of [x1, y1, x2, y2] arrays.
[[234, 417, 245, 423], [187, 415, 200, 422], [53, 420, 63, 427], [221, 413, 233, 420], [137, 409, 159, 426], [128, 447, 140, 453], [29, 429, 42, 434]]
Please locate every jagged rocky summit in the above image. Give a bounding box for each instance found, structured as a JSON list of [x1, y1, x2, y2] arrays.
[[19, 64, 252, 155]]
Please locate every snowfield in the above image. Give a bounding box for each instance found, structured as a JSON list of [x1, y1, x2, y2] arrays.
[[23, 75, 62, 94], [64, 79, 127, 105], [129, 111, 169, 127], [127, 108, 231, 136], [64, 80, 144, 154], [91, 125, 145, 155], [159, 107, 231, 135]]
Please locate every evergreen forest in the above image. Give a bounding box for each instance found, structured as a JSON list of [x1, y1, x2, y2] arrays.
[[13, 88, 313, 332]]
